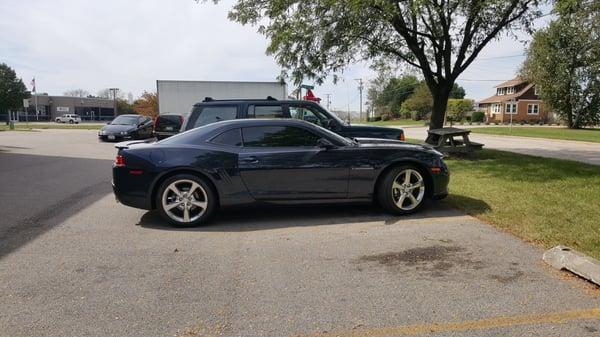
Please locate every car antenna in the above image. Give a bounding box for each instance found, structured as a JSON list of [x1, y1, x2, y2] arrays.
[[266, 96, 277, 101], [203, 97, 214, 102]]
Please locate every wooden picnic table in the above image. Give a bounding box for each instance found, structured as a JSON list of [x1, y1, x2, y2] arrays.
[[425, 127, 484, 154]]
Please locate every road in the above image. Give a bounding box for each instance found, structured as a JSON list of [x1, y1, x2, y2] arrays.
[[1, 130, 599, 337], [400, 126, 600, 165]]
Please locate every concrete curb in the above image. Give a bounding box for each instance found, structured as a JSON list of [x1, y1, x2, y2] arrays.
[[543, 246, 600, 286]]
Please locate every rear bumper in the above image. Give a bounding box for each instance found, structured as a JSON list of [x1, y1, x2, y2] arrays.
[[112, 181, 150, 210]]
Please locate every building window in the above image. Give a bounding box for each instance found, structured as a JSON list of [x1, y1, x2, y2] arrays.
[[492, 104, 501, 113], [505, 103, 517, 114], [506, 86, 515, 94], [527, 104, 539, 115]]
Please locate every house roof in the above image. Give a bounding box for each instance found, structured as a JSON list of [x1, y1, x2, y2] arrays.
[[478, 83, 535, 104], [494, 77, 525, 88]]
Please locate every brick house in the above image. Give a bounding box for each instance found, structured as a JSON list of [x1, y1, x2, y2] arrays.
[[478, 77, 553, 123]]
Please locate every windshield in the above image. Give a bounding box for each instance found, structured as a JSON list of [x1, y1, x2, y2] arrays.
[[110, 115, 138, 125], [313, 103, 348, 126], [314, 124, 355, 146]]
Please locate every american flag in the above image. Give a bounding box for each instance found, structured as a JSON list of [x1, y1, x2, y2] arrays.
[[30, 77, 36, 92]]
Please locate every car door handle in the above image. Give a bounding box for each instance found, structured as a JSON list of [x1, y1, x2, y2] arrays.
[[240, 156, 259, 164]]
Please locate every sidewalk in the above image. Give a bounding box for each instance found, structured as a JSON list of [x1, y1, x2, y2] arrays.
[[402, 127, 600, 165]]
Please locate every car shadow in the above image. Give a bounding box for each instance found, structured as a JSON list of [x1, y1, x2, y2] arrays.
[[137, 200, 474, 232], [0, 152, 112, 259]]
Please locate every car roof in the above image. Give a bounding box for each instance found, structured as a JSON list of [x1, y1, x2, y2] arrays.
[[192, 99, 318, 107], [210, 118, 315, 128]]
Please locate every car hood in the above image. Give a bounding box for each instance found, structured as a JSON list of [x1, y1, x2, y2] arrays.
[[346, 125, 402, 134], [101, 124, 136, 133], [354, 137, 441, 154]]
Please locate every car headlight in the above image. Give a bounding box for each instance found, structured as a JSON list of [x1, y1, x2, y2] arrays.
[[99, 130, 106, 135], [120, 131, 128, 135]]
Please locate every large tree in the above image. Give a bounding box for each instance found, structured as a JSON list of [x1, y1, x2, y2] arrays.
[[521, 0, 600, 128], [63, 89, 90, 97], [224, 0, 541, 129], [0, 63, 29, 117], [133, 91, 158, 118]]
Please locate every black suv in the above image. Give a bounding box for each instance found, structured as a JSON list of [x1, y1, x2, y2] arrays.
[[181, 97, 404, 140]]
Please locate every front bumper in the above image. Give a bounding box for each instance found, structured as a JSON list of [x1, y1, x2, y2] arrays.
[[99, 134, 133, 142]]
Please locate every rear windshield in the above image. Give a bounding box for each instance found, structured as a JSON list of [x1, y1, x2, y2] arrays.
[[192, 106, 238, 128]]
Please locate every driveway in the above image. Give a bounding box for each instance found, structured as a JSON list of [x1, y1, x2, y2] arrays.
[[1, 130, 599, 337], [401, 127, 600, 165]]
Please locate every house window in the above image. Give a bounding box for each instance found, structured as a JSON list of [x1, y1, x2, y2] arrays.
[[496, 88, 504, 95], [506, 86, 515, 94], [505, 103, 517, 114], [492, 104, 501, 113], [527, 104, 539, 115]]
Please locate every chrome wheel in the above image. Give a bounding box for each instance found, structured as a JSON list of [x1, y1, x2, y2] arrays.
[[161, 179, 208, 223], [391, 169, 425, 211]]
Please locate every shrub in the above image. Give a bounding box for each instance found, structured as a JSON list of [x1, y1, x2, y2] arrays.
[[471, 111, 485, 123], [381, 113, 391, 121]]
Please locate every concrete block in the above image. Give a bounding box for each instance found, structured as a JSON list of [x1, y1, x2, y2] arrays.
[[543, 245, 600, 286]]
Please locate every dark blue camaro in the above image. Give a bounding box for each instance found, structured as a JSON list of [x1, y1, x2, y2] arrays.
[[113, 119, 449, 227]]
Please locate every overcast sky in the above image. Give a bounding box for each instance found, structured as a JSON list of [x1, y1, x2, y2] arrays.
[[1, 0, 552, 112]]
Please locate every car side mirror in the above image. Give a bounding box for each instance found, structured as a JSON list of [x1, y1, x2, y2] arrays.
[[317, 138, 336, 150]]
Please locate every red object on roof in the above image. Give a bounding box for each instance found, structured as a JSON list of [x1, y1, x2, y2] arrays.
[[303, 89, 321, 102]]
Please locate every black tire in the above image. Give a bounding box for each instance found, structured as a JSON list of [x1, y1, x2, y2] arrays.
[[69, 120, 74, 124], [155, 174, 217, 227], [377, 165, 428, 215]]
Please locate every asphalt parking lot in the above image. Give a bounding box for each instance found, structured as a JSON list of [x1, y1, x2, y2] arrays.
[[1, 130, 599, 337]]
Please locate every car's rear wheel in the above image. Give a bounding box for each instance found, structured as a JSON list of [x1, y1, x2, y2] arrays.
[[69, 120, 74, 124], [156, 174, 216, 227], [377, 165, 427, 215]]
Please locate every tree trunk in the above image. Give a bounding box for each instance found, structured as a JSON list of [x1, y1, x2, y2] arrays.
[[428, 84, 451, 130]]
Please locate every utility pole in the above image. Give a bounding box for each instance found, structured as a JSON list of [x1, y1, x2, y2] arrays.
[[109, 88, 119, 117], [355, 78, 363, 122], [325, 94, 332, 110]]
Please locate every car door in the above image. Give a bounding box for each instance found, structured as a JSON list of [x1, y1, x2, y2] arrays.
[[238, 125, 349, 200]]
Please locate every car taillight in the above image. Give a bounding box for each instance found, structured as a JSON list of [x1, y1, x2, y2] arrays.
[[115, 154, 126, 167], [399, 133, 405, 141]]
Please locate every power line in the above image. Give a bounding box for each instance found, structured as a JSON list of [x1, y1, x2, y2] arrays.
[[476, 54, 525, 60]]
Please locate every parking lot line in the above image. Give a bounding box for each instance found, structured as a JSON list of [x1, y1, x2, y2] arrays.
[[294, 307, 600, 337]]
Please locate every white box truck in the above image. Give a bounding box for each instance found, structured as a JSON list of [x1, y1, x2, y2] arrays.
[[157, 80, 288, 115]]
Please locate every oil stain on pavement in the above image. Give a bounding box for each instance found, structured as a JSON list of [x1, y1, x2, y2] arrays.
[[355, 245, 484, 277]]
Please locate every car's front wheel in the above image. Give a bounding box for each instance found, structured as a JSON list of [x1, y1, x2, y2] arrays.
[[377, 165, 427, 215], [156, 174, 216, 227]]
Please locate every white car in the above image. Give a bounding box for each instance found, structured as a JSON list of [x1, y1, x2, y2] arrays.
[[55, 114, 81, 124]]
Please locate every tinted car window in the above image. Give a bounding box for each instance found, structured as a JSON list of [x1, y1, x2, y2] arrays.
[[194, 106, 237, 128], [289, 106, 329, 127], [211, 128, 242, 147], [248, 105, 284, 118], [156, 115, 182, 129], [242, 126, 320, 147]]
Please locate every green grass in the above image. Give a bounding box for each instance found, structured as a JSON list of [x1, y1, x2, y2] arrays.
[[366, 119, 427, 127], [470, 126, 600, 143], [0, 123, 103, 131], [443, 149, 600, 259]]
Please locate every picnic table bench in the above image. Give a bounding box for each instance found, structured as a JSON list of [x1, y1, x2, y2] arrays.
[[425, 127, 484, 154]]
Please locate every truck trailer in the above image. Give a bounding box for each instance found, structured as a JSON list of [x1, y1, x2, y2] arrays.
[[156, 80, 288, 115]]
